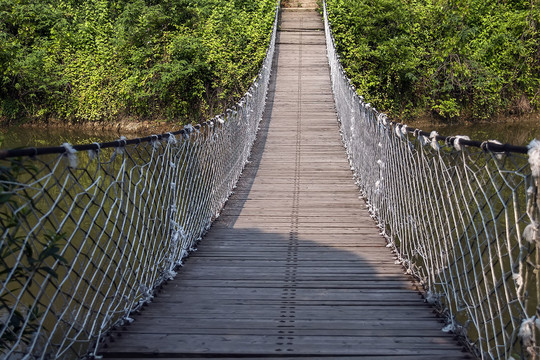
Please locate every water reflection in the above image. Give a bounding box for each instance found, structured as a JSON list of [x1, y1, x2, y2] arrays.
[[1, 118, 539, 150], [407, 119, 540, 146], [0, 126, 142, 150]]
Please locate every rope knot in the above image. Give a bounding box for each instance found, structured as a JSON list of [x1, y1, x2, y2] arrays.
[[114, 136, 127, 156], [518, 316, 539, 353], [512, 272, 523, 287], [523, 222, 539, 244], [528, 139, 540, 178], [429, 131, 440, 150], [377, 113, 387, 125], [62, 143, 78, 168], [88, 142, 101, 161], [182, 124, 194, 139], [401, 124, 408, 135], [453, 135, 470, 151], [139, 285, 154, 304], [151, 135, 160, 150], [425, 291, 440, 305], [480, 140, 504, 159], [164, 269, 177, 280], [167, 133, 177, 145]]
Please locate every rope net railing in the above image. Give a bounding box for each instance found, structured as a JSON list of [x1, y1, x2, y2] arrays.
[[322, 1, 539, 359], [0, 4, 279, 359]]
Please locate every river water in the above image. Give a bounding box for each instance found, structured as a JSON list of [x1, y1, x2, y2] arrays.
[[407, 118, 540, 146], [1, 117, 539, 150], [0, 126, 139, 150]]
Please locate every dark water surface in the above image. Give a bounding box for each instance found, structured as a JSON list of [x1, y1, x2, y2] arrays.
[[1, 117, 539, 150], [407, 118, 540, 146], [0, 126, 147, 150]]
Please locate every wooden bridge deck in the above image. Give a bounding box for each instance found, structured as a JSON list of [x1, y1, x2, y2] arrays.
[[100, 8, 471, 360]]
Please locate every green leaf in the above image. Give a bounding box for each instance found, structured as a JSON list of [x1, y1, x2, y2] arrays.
[[38, 266, 58, 279]]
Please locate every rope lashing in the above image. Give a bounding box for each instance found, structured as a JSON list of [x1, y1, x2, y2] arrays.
[[150, 135, 160, 150], [481, 139, 504, 160], [62, 142, 78, 168], [429, 131, 440, 150], [528, 139, 540, 178], [88, 142, 101, 160], [518, 316, 539, 358], [167, 133, 177, 145], [453, 135, 470, 151]]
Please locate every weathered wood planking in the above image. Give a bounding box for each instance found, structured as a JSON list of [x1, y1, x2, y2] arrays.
[[99, 8, 472, 359]]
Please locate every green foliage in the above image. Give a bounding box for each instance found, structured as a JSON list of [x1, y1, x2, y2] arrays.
[[326, 0, 540, 122], [0, 157, 67, 350], [0, 0, 277, 124]]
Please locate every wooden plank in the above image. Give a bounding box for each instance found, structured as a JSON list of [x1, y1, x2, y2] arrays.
[[99, 8, 470, 359], [177, 268, 409, 277], [112, 357, 470, 360], [134, 306, 440, 319], [118, 319, 448, 333], [102, 334, 469, 356]]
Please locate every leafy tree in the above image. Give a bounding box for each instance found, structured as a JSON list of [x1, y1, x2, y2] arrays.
[[0, 0, 277, 124], [326, 0, 540, 122]]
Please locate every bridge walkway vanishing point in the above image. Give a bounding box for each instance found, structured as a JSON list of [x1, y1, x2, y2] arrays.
[[100, 9, 472, 359]]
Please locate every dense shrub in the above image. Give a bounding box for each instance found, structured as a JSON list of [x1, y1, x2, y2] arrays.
[[326, 0, 540, 122], [0, 0, 276, 123]]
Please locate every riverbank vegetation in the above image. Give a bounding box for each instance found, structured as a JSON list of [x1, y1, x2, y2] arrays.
[[0, 0, 276, 124], [325, 0, 540, 122]]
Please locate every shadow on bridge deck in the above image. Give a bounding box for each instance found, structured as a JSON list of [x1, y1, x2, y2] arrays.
[[100, 227, 471, 359], [98, 6, 472, 360]]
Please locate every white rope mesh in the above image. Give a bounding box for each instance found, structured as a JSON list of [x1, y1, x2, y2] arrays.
[[323, 1, 539, 359], [0, 5, 279, 359]]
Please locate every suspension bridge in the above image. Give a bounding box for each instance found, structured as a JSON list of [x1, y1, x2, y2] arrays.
[[99, 6, 469, 359], [0, 1, 538, 359]]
